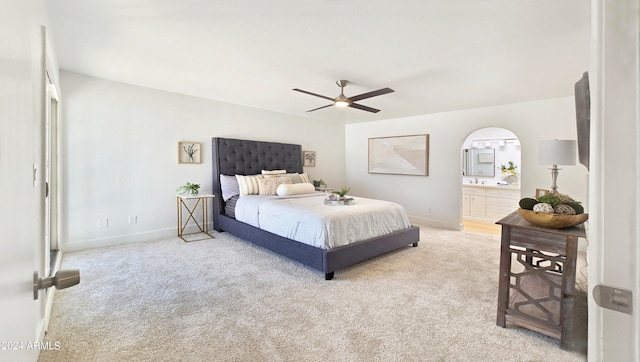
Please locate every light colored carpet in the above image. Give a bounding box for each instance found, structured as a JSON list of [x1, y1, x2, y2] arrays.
[[39, 227, 587, 362]]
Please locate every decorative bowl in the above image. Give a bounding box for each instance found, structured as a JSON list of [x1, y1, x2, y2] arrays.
[[518, 208, 588, 229]]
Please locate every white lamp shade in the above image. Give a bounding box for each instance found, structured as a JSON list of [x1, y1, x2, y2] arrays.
[[538, 140, 577, 165]]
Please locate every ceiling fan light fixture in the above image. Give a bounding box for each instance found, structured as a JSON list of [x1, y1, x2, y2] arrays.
[[334, 80, 351, 107], [334, 91, 350, 107], [294, 79, 393, 113], [334, 99, 350, 107]]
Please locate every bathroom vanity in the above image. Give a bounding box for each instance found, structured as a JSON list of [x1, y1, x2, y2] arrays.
[[462, 184, 520, 222]]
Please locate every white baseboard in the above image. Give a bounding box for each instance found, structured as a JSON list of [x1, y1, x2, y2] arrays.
[[61, 227, 178, 252], [61, 221, 219, 252], [408, 215, 461, 230]]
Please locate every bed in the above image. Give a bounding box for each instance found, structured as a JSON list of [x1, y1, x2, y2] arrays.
[[211, 137, 420, 280]]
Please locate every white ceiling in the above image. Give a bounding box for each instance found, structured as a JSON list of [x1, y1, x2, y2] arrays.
[[48, 0, 590, 124]]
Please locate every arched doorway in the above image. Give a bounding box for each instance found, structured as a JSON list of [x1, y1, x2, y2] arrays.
[[461, 127, 521, 233]]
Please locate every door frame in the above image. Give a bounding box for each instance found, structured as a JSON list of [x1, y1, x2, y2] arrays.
[[41, 28, 62, 335], [43, 72, 61, 331]]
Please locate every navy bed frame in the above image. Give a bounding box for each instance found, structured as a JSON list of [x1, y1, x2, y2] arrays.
[[211, 137, 420, 280]]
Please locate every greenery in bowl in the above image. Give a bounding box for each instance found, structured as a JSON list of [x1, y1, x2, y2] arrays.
[[176, 182, 200, 195], [332, 187, 351, 198], [500, 161, 518, 176]]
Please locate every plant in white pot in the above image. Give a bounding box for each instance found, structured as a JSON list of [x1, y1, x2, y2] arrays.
[[176, 182, 200, 196], [332, 187, 351, 201]]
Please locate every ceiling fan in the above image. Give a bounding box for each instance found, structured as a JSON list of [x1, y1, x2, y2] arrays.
[[293, 80, 394, 113]]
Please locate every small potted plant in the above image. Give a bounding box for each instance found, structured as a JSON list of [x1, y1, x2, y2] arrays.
[[333, 187, 354, 204], [313, 179, 326, 190], [500, 161, 518, 184], [176, 182, 201, 196], [332, 187, 350, 199]]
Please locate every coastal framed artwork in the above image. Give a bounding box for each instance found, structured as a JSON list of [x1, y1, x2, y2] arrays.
[[368, 134, 429, 176], [178, 142, 201, 164]]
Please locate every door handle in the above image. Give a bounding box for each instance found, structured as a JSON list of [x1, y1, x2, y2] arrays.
[[33, 269, 80, 300]]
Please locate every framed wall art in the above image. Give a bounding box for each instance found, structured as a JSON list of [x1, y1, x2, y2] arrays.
[[478, 152, 494, 163], [178, 142, 201, 164], [368, 134, 429, 176], [303, 151, 316, 167]]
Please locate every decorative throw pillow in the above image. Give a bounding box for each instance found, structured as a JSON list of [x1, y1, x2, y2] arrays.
[[276, 182, 315, 196], [259, 177, 292, 196], [300, 173, 311, 184], [281, 173, 302, 184], [236, 174, 263, 196], [220, 174, 240, 201]]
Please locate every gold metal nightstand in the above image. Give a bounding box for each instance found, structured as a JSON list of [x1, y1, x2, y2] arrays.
[[176, 194, 215, 242]]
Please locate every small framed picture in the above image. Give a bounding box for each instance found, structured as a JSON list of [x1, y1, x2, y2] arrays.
[[178, 142, 201, 164], [303, 151, 316, 167]]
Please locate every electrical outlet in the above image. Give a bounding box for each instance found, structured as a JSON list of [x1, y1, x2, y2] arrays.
[[98, 218, 108, 229], [128, 216, 137, 224]]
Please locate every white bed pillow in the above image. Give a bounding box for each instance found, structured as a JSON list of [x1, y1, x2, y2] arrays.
[[276, 182, 315, 196], [281, 173, 302, 184], [236, 174, 263, 196], [259, 177, 292, 196], [220, 174, 240, 201]]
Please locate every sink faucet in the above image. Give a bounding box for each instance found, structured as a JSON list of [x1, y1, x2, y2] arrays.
[[474, 178, 478, 184]]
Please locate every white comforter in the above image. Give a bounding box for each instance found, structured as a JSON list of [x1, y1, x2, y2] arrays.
[[234, 193, 412, 249]]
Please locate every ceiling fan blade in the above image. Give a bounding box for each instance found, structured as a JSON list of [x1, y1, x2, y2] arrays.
[[307, 104, 334, 112], [349, 102, 380, 113], [348, 87, 394, 102], [292, 88, 334, 102]]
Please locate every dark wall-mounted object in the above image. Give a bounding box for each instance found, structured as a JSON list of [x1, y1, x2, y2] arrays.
[[575, 71, 590, 171]]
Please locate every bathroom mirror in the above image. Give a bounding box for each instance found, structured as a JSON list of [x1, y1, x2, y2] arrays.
[[463, 148, 495, 177]]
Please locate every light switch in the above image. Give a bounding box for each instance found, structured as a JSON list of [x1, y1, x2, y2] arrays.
[[593, 284, 633, 315]]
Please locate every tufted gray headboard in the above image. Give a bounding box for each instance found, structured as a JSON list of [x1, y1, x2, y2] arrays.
[[211, 137, 303, 229], [212, 137, 303, 176]]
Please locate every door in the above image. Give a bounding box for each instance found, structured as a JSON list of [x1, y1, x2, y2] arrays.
[[469, 196, 486, 218], [0, 3, 43, 361], [462, 194, 470, 216]]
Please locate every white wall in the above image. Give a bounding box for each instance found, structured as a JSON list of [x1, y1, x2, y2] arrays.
[[345, 96, 588, 229], [59, 71, 346, 250]]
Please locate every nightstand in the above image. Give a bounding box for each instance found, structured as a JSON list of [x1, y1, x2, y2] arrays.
[[496, 210, 586, 351], [176, 194, 215, 242]]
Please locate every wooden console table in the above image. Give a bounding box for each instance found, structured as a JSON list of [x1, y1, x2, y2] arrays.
[[496, 210, 586, 350]]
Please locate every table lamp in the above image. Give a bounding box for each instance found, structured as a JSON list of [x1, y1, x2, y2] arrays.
[[538, 140, 577, 195]]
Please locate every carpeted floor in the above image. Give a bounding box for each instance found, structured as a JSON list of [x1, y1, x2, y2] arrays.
[[39, 227, 587, 362]]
